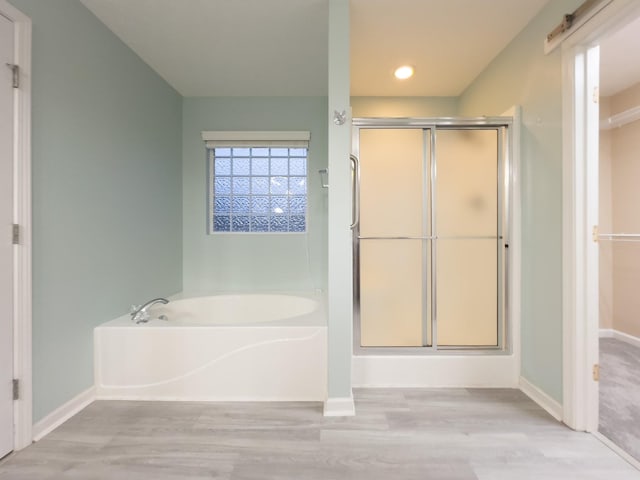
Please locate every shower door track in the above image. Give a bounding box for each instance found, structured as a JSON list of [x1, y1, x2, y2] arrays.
[[352, 117, 513, 356]]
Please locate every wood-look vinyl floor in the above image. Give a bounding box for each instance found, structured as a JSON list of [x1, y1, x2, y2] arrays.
[[1, 388, 639, 479]]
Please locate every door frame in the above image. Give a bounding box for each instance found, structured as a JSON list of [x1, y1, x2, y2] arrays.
[[561, 0, 640, 432], [0, 0, 32, 451]]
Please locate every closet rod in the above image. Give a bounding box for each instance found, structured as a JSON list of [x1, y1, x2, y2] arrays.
[[601, 105, 640, 130], [596, 233, 640, 243]]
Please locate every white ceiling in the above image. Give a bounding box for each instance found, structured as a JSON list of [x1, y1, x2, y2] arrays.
[[80, 0, 329, 97], [81, 0, 550, 98], [350, 0, 549, 97], [600, 15, 640, 97]]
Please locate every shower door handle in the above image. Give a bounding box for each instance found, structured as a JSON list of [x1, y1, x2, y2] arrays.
[[350, 154, 360, 230]]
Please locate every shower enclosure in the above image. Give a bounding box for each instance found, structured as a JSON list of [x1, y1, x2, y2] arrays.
[[352, 118, 512, 353]]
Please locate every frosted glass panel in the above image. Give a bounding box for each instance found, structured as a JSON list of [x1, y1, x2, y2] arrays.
[[359, 129, 426, 237], [436, 129, 497, 237], [436, 239, 497, 346], [355, 125, 504, 350], [360, 240, 428, 347]]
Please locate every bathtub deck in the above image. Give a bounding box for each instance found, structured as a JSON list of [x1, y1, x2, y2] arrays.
[[1, 389, 638, 479]]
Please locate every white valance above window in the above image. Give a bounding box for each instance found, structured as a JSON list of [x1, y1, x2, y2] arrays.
[[201, 131, 310, 148]]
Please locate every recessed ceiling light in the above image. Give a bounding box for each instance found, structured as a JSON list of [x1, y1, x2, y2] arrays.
[[394, 65, 414, 80]]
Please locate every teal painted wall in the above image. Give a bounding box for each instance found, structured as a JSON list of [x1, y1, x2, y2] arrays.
[[9, 0, 183, 421], [182, 97, 327, 293], [327, 0, 352, 399], [458, 0, 583, 402]]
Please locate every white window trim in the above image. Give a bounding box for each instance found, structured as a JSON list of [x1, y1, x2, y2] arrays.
[[202, 131, 310, 147]]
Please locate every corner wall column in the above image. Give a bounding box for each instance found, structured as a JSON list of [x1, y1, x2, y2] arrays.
[[325, 0, 354, 416]]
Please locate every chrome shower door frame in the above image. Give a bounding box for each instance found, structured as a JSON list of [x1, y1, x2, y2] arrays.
[[352, 117, 513, 355]]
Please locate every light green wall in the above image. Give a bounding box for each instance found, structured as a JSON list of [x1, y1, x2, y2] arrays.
[[458, 0, 583, 402], [351, 96, 458, 117], [327, 0, 352, 399], [182, 97, 328, 293], [9, 0, 183, 421]]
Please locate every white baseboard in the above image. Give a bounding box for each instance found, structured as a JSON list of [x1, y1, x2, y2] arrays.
[[323, 396, 355, 417], [606, 330, 640, 349], [519, 376, 563, 421], [32, 386, 96, 442], [593, 431, 640, 471], [96, 393, 325, 402], [600, 328, 640, 348], [599, 328, 615, 338]]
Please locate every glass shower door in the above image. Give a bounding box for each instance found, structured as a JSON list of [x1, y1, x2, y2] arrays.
[[434, 129, 501, 347], [355, 122, 507, 351], [358, 128, 431, 347]]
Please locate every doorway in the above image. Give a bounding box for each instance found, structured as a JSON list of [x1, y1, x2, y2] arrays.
[[352, 118, 511, 353], [561, 0, 640, 466], [596, 13, 640, 463]]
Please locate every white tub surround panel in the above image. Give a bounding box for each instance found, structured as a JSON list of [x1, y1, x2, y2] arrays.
[[95, 325, 326, 401], [94, 293, 327, 401]]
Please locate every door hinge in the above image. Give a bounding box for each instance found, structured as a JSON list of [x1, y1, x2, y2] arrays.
[[12, 224, 19, 245], [12, 379, 19, 400], [5, 63, 19, 89], [593, 364, 600, 382], [593, 86, 599, 104]]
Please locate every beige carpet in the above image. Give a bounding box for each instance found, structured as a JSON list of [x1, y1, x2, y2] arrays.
[[599, 337, 640, 462]]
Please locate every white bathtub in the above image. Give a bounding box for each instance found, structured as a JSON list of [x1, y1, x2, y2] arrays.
[[94, 292, 327, 401]]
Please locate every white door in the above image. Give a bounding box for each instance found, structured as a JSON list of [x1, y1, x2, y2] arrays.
[[0, 12, 15, 458]]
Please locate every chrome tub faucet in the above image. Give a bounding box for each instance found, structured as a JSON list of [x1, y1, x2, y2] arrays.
[[130, 297, 169, 324]]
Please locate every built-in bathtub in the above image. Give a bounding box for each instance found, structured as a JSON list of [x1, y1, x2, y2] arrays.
[[94, 293, 327, 401]]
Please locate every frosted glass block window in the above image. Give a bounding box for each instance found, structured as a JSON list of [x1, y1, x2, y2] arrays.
[[208, 146, 308, 233]]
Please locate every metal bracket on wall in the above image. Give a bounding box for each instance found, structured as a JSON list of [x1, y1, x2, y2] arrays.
[[12, 224, 19, 245], [319, 169, 329, 188], [547, 0, 604, 42], [13, 379, 19, 400], [5, 63, 19, 88]]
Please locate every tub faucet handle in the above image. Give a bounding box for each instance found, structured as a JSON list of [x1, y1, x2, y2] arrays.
[[130, 297, 169, 323]]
